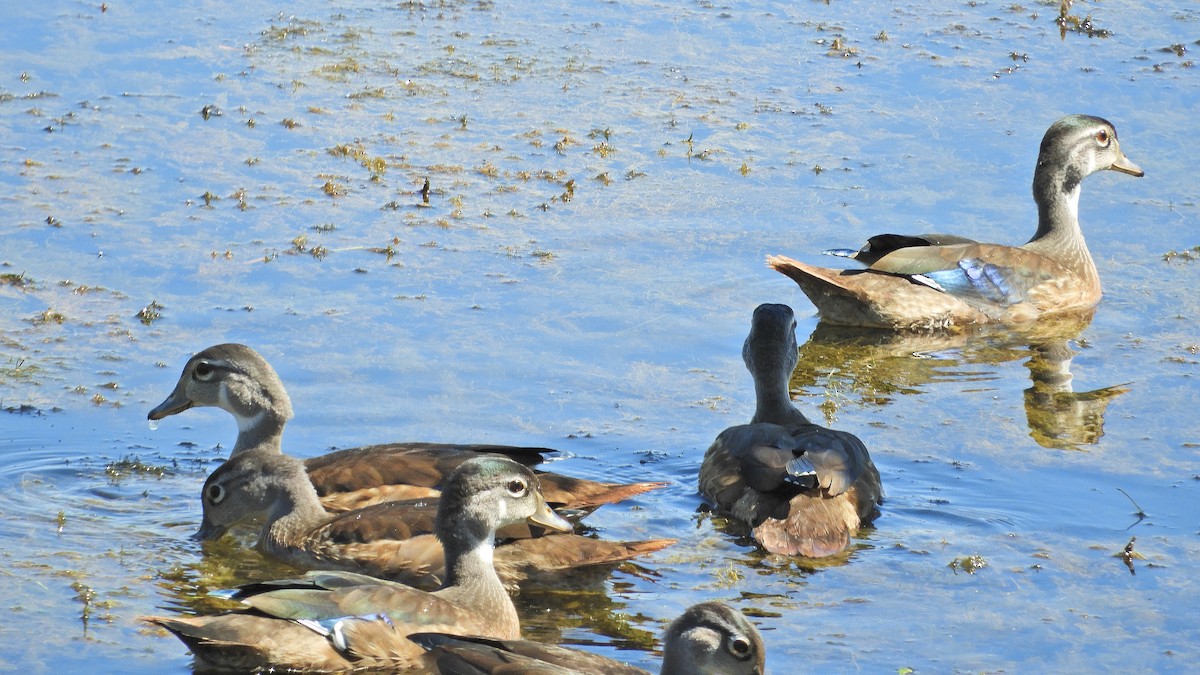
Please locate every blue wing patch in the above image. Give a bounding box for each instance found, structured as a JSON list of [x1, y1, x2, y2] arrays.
[[822, 248, 862, 259], [919, 258, 1029, 307]]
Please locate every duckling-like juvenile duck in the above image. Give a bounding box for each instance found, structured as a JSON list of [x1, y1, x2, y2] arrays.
[[195, 449, 674, 590], [144, 456, 574, 672], [412, 600, 765, 675], [700, 304, 882, 557], [768, 114, 1144, 330], [148, 343, 667, 512]]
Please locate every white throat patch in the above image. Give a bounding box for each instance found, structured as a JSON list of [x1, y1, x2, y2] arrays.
[[219, 386, 266, 432]]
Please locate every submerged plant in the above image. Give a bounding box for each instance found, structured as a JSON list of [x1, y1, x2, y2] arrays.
[[948, 555, 988, 574], [136, 300, 164, 326]]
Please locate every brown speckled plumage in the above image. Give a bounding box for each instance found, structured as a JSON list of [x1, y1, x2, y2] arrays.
[[768, 115, 1143, 330], [148, 343, 667, 512], [144, 457, 574, 672], [194, 449, 674, 590]]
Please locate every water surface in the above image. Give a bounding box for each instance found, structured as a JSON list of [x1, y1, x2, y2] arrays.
[[1, 1, 1198, 672]]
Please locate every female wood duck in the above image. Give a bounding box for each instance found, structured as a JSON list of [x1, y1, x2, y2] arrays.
[[148, 343, 667, 512], [144, 456, 574, 671], [411, 600, 765, 674], [700, 304, 882, 557], [193, 448, 674, 590], [767, 114, 1144, 330]]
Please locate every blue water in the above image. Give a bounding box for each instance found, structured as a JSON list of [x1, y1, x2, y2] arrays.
[[1, 0, 1198, 672]]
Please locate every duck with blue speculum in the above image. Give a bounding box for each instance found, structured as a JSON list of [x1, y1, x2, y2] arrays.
[[148, 343, 668, 513], [191, 447, 675, 590], [143, 455, 577, 672], [700, 303, 882, 557], [410, 600, 766, 675], [767, 114, 1144, 330]]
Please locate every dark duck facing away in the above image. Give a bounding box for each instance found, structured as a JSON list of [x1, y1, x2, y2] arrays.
[[700, 304, 882, 557], [768, 114, 1144, 330]]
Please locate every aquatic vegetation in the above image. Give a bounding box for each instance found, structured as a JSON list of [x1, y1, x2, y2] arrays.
[[105, 456, 170, 480], [948, 555, 988, 574], [1056, 0, 1112, 38], [30, 309, 65, 325], [0, 272, 31, 289], [1162, 246, 1200, 263], [135, 301, 163, 326], [70, 580, 115, 629], [321, 179, 347, 196]]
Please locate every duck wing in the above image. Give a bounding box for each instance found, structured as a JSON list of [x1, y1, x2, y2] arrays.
[[717, 423, 867, 497], [870, 243, 1063, 315], [306, 443, 666, 513], [702, 423, 882, 556], [492, 534, 675, 586], [410, 632, 648, 675], [825, 233, 978, 266], [306, 443, 550, 506]]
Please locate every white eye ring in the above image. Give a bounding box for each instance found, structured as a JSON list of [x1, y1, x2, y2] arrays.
[[506, 479, 528, 497], [193, 361, 216, 381], [206, 483, 225, 504]]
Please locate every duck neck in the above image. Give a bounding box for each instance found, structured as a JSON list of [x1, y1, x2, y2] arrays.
[[262, 474, 330, 552], [440, 519, 499, 588], [750, 370, 808, 427], [435, 520, 517, 634], [230, 408, 286, 456], [1024, 159, 1099, 288]]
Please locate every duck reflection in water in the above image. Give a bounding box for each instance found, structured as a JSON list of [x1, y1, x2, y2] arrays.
[[1022, 338, 1128, 450], [794, 317, 1127, 451]]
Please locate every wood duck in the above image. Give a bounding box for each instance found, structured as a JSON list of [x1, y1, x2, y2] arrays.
[[143, 456, 575, 672], [700, 304, 882, 556], [411, 600, 765, 674], [193, 448, 674, 590], [768, 114, 1144, 330], [148, 343, 667, 512]]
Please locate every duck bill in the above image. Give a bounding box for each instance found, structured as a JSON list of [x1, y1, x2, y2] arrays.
[[148, 387, 193, 421], [192, 518, 229, 542], [1109, 153, 1144, 178], [526, 495, 573, 533]]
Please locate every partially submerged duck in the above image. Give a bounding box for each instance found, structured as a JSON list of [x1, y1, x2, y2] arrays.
[[412, 600, 766, 675]]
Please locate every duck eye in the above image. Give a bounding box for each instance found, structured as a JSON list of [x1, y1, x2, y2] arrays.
[[1095, 129, 1109, 145], [506, 479, 528, 497], [193, 362, 215, 381], [206, 483, 225, 504], [730, 637, 751, 656]]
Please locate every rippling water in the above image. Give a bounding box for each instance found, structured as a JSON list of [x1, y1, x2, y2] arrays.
[[1, 1, 1198, 672]]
